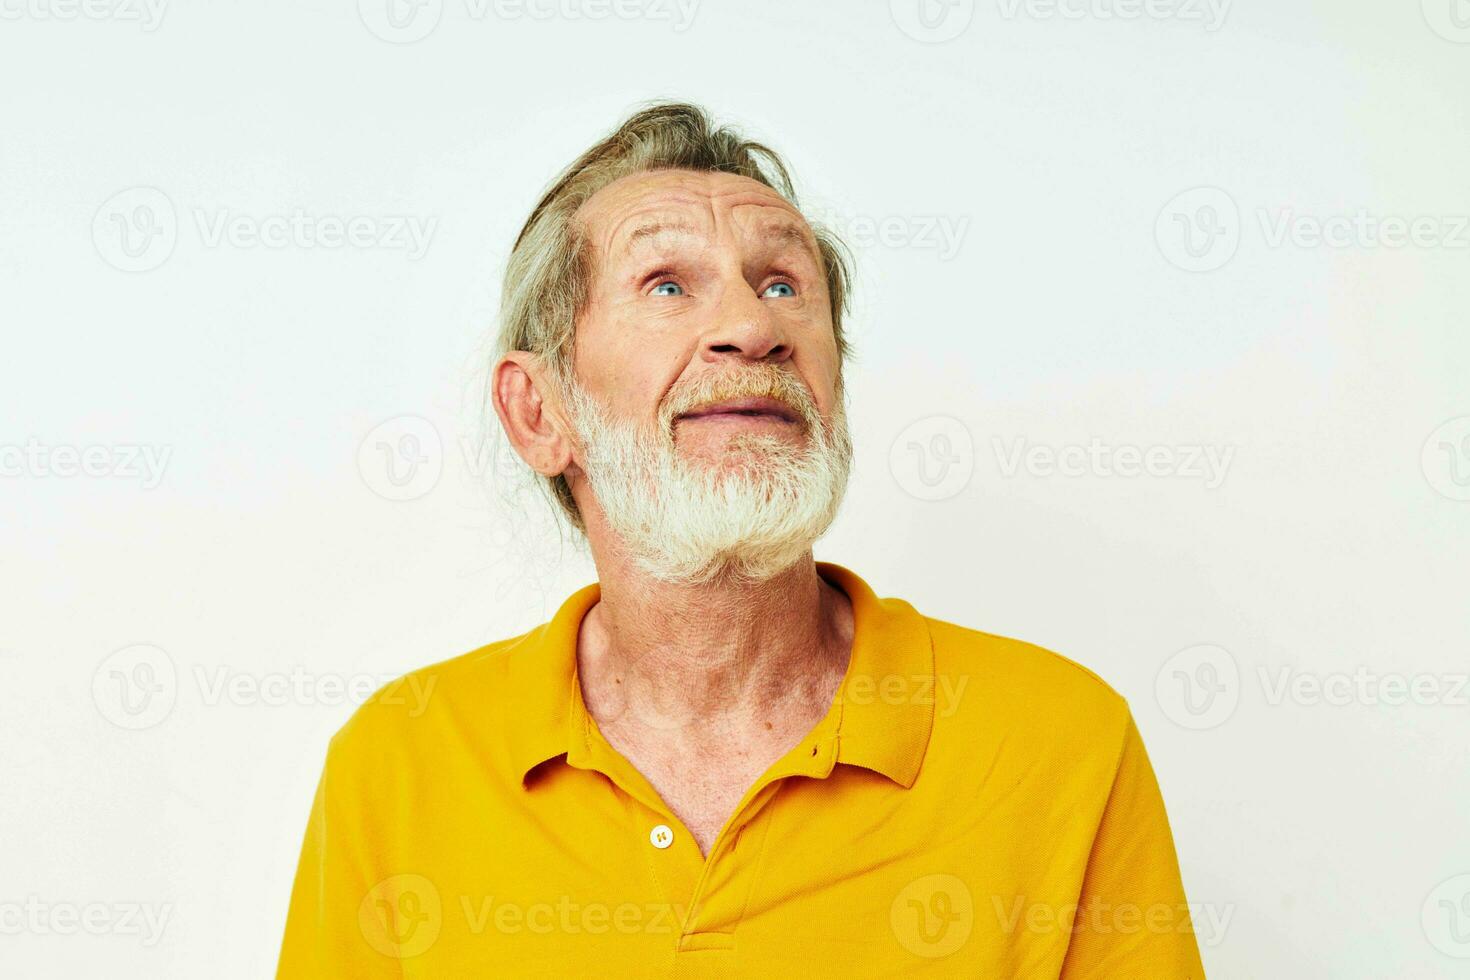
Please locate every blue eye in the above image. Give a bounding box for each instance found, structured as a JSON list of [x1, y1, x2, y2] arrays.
[[652, 281, 684, 296], [763, 282, 796, 298]]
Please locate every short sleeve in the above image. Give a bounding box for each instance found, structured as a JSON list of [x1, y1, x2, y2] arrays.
[[276, 743, 398, 979], [1058, 712, 1207, 979]]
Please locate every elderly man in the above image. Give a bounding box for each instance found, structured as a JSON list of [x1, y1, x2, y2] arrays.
[[277, 103, 1206, 977]]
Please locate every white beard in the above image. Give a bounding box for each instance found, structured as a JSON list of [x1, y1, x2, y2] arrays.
[[563, 369, 853, 585]]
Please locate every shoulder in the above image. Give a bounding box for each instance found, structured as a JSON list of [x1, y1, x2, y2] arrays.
[[323, 626, 539, 766], [923, 614, 1134, 755]]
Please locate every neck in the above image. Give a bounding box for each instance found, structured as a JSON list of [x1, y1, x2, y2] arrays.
[[575, 531, 853, 742]]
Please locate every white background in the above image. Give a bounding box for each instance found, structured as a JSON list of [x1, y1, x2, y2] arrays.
[[3, 0, 1469, 976]]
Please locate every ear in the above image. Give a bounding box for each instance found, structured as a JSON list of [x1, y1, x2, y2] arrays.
[[491, 352, 575, 478]]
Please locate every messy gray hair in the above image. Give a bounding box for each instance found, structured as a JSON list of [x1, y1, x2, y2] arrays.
[[492, 101, 854, 532]]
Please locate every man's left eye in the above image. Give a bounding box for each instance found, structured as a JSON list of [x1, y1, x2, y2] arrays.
[[651, 282, 684, 296], [763, 282, 796, 298]]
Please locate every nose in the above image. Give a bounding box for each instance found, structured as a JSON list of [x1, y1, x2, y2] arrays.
[[698, 277, 792, 365]]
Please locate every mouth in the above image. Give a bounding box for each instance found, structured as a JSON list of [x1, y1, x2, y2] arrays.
[[675, 396, 801, 426]]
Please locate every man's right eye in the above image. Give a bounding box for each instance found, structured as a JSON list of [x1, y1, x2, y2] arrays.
[[651, 281, 684, 296]]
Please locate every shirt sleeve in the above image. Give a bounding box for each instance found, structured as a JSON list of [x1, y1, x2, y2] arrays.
[[276, 741, 400, 979], [1058, 712, 1207, 979]]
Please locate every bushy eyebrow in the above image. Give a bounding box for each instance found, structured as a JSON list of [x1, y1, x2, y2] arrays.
[[615, 219, 818, 262], [619, 220, 699, 255], [756, 222, 817, 255]]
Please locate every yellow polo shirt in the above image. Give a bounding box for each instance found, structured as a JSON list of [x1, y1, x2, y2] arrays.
[[277, 562, 1205, 978]]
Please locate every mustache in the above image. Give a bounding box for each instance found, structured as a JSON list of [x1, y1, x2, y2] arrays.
[[659, 366, 820, 430]]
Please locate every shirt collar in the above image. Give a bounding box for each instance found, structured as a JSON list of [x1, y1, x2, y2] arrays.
[[818, 562, 936, 787], [504, 561, 935, 790]]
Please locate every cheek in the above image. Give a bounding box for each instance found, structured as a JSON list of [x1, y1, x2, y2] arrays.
[[584, 317, 691, 417], [789, 312, 840, 368], [799, 335, 843, 417]]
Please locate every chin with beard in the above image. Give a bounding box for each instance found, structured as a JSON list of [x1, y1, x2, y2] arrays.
[[562, 370, 854, 586]]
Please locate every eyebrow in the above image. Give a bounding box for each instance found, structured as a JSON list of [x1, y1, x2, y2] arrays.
[[616, 218, 818, 259], [757, 222, 816, 253], [620, 220, 699, 254]]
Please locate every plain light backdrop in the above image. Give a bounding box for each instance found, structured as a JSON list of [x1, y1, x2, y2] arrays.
[[2, 0, 1468, 976]]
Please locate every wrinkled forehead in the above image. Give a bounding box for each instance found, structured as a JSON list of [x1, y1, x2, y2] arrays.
[[575, 170, 820, 267]]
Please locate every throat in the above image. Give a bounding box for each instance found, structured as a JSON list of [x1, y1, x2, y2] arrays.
[[570, 568, 857, 855], [595, 712, 832, 858]]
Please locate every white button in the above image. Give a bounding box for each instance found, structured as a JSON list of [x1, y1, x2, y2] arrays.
[[649, 824, 674, 849]]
